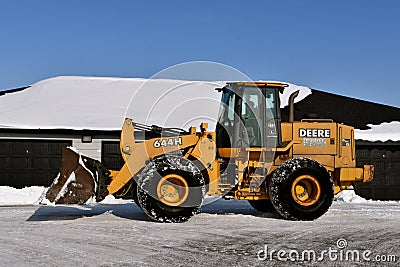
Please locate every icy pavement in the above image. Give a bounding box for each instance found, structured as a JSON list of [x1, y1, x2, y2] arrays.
[[0, 199, 399, 266]]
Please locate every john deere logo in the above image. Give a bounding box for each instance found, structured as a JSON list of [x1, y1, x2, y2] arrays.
[[299, 128, 331, 138]]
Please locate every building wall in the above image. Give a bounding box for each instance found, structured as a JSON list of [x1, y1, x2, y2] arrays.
[[0, 139, 72, 187], [354, 142, 400, 200], [0, 132, 119, 161], [0, 131, 120, 187]]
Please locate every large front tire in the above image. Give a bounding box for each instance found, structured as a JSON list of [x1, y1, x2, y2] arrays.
[[137, 155, 205, 223], [131, 179, 140, 208], [269, 158, 334, 221]]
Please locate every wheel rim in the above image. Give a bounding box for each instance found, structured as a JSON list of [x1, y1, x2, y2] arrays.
[[156, 174, 189, 207], [291, 175, 321, 206]]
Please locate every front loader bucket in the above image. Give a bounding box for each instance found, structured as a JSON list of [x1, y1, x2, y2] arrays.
[[45, 147, 110, 204]]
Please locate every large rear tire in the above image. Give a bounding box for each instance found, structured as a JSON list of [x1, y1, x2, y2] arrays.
[[137, 155, 205, 223], [269, 158, 334, 221]]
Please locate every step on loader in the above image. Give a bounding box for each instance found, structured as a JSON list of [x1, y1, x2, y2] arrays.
[[45, 82, 374, 222]]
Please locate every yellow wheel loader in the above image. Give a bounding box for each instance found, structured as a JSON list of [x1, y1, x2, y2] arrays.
[[45, 82, 374, 222]]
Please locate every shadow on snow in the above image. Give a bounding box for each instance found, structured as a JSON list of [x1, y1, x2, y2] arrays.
[[27, 198, 281, 222]]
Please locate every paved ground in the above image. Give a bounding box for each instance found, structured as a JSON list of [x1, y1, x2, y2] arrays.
[[0, 199, 399, 266]]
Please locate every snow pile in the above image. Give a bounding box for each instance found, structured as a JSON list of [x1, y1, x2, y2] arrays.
[[0, 76, 311, 130], [334, 188, 369, 203], [0, 186, 46, 206], [0, 186, 131, 206], [99, 195, 131, 204], [355, 121, 400, 142]]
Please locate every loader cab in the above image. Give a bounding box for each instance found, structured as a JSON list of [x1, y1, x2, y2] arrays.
[[216, 82, 286, 151]]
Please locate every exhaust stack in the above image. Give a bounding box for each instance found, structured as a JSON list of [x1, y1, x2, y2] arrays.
[[288, 90, 300, 123]]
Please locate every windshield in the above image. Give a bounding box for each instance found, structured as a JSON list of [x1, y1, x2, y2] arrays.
[[217, 85, 281, 148], [241, 87, 263, 146]]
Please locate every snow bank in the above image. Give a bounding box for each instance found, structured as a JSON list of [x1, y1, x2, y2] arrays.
[[0, 186, 132, 206], [355, 121, 400, 142], [99, 195, 132, 204], [0, 186, 46, 206], [334, 188, 400, 204], [334, 188, 369, 203], [0, 76, 311, 131]]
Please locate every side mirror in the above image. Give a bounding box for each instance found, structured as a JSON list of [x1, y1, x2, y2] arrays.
[[215, 87, 228, 93]]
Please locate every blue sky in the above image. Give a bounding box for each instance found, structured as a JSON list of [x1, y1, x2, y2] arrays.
[[0, 0, 399, 107]]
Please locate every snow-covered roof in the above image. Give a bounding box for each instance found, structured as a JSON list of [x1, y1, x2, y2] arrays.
[[354, 122, 400, 142], [0, 76, 310, 131], [1, 76, 397, 142]]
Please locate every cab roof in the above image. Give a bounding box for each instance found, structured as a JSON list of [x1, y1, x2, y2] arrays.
[[227, 82, 289, 88]]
